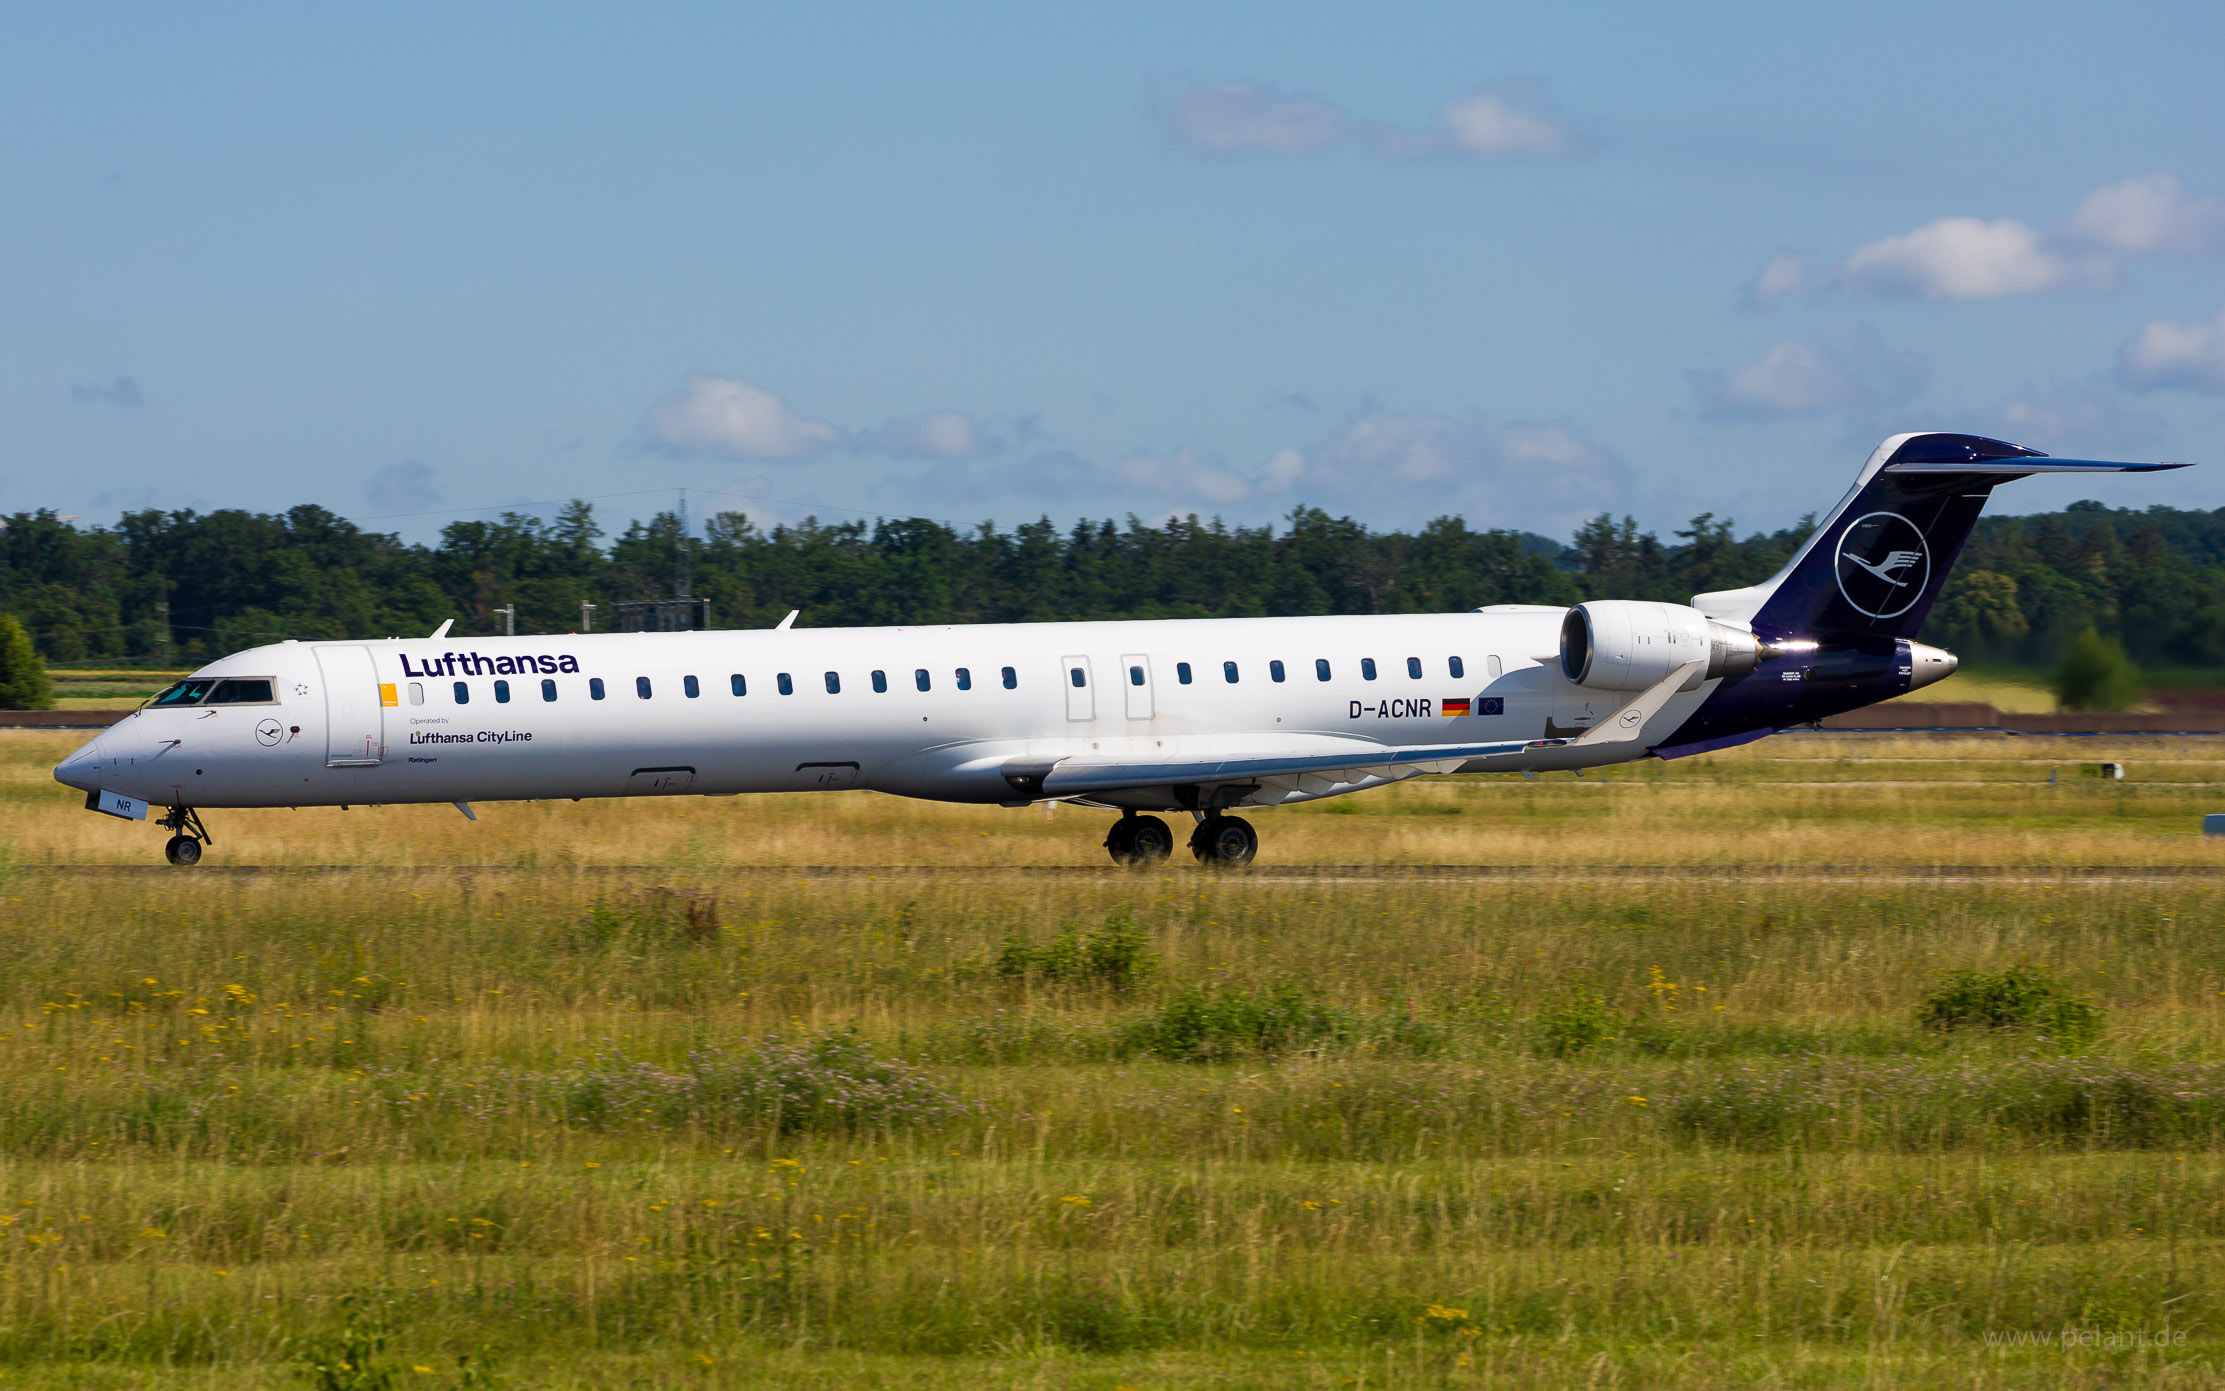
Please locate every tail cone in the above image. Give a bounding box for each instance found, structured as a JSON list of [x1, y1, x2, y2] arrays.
[[1906, 641, 1958, 692]]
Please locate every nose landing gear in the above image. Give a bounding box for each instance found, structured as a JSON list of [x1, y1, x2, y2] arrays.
[[1103, 812, 1175, 866], [158, 806, 211, 867]]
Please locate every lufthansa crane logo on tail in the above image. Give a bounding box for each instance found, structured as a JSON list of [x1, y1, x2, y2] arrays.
[[1834, 511, 1930, 620]]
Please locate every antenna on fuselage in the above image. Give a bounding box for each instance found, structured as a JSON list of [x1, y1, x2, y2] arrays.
[[775, 610, 799, 630], [429, 619, 454, 640]]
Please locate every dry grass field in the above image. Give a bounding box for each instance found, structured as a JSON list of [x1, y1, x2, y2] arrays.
[[1, 728, 2222, 1387]]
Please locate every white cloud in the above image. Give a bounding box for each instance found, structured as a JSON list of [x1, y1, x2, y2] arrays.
[[1982, 380, 2163, 451], [2117, 307, 2225, 393], [1160, 81, 1578, 163], [1691, 330, 1927, 422], [363, 461, 443, 514], [1436, 89, 1570, 159], [641, 376, 844, 460], [1741, 254, 1806, 309], [1751, 174, 2225, 306], [1267, 407, 1630, 533], [1115, 448, 1259, 506], [1702, 341, 1853, 416], [1839, 217, 2103, 300], [858, 410, 998, 460], [2065, 173, 2225, 255], [1097, 408, 1625, 530], [1162, 83, 1349, 155], [70, 376, 143, 408]]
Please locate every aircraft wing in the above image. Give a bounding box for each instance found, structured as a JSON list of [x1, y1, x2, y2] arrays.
[[1001, 736, 1546, 799], [999, 657, 1704, 800]]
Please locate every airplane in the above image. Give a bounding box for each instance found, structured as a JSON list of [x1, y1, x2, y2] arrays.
[[53, 432, 2187, 867]]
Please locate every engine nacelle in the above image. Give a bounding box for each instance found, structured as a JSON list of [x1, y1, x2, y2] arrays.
[[1559, 601, 1765, 692]]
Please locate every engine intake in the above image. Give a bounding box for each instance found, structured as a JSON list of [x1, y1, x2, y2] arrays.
[[1559, 601, 1766, 692]]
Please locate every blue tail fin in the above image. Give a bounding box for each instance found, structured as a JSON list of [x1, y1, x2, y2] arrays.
[[1693, 432, 2188, 642]]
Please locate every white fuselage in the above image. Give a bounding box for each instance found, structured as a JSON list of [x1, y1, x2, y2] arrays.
[[56, 610, 1708, 814]]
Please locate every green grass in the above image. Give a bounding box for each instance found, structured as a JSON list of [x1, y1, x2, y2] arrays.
[[0, 730, 2223, 1384]]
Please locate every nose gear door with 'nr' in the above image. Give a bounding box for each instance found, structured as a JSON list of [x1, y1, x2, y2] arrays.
[[314, 644, 386, 766]]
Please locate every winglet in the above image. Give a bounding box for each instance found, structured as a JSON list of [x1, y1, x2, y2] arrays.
[[775, 610, 799, 630], [430, 619, 454, 640]]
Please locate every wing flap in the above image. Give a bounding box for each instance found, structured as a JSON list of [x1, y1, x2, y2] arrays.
[[1011, 737, 1547, 799]]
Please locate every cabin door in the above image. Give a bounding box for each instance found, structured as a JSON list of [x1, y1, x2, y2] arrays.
[[1120, 654, 1154, 719], [1061, 656, 1094, 721], [315, 645, 386, 767]]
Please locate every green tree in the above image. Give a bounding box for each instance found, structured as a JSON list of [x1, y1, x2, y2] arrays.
[[2054, 626, 2141, 711], [0, 614, 53, 709]]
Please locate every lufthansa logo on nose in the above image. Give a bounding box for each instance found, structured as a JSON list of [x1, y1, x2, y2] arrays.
[[255, 718, 283, 746], [1834, 511, 1930, 620]]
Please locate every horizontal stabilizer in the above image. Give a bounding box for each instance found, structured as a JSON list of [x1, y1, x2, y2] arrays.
[[1884, 459, 2190, 475]]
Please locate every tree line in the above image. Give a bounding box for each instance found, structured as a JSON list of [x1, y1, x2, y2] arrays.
[[0, 496, 2217, 670]]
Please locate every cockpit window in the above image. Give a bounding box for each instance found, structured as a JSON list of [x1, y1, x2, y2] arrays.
[[204, 678, 275, 705], [149, 676, 278, 708]]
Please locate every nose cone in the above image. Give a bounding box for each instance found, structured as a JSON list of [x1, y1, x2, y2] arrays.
[[53, 732, 107, 793], [1906, 641, 1959, 692]]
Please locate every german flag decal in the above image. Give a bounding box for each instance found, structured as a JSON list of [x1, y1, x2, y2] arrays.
[[1442, 697, 1472, 717]]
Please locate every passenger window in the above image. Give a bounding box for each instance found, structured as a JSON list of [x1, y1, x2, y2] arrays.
[[683, 675, 700, 699], [1315, 659, 1330, 682], [824, 672, 841, 694], [915, 668, 931, 692], [494, 679, 511, 704], [731, 674, 747, 696], [408, 682, 424, 706], [777, 673, 794, 695], [590, 678, 606, 700], [1269, 660, 1285, 683], [1406, 657, 1422, 680], [1449, 656, 1465, 679], [1223, 661, 1239, 684], [1001, 666, 1016, 689], [1487, 655, 1503, 678], [871, 670, 888, 693], [636, 677, 652, 699], [1069, 666, 1086, 688], [454, 682, 470, 704], [1361, 658, 1378, 681], [541, 679, 556, 702], [1130, 665, 1145, 686], [1177, 662, 1193, 685], [956, 668, 972, 690]]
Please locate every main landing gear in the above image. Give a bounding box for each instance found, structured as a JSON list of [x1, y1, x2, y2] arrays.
[[1104, 811, 1175, 866], [1188, 814, 1258, 867], [159, 806, 210, 867], [1102, 811, 1258, 868]]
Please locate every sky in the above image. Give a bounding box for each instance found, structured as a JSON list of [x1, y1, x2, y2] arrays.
[[6, 1, 2225, 548]]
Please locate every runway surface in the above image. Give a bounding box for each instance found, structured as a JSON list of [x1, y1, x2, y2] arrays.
[[18, 863, 2225, 883]]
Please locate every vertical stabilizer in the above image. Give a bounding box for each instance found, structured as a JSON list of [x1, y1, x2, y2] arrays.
[[1692, 433, 2186, 641]]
